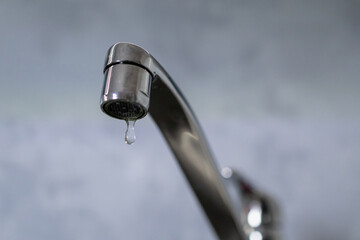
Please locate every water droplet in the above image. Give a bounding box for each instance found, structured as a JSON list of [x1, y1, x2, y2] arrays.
[[125, 120, 136, 145]]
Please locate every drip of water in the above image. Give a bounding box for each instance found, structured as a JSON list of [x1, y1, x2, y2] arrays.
[[125, 120, 136, 145]]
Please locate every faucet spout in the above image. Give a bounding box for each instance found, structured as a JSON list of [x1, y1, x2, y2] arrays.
[[100, 43, 279, 240], [149, 58, 246, 240]]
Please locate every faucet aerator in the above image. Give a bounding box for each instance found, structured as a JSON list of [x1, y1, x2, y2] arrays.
[[100, 44, 153, 121]]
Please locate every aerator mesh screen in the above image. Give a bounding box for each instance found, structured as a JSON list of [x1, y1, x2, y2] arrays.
[[104, 101, 145, 119]]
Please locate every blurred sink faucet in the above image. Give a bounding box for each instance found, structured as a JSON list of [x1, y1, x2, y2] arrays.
[[100, 43, 279, 240]]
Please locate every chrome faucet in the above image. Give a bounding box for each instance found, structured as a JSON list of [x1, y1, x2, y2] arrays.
[[100, 43, 279, 240]]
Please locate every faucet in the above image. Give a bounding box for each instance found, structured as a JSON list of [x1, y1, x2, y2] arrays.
[[100, 43, 279, 240]]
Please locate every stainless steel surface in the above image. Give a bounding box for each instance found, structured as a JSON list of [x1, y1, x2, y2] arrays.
[[100, 63, 151, 120], [100, 42, 278, 240], [222, 168, 280, 240]]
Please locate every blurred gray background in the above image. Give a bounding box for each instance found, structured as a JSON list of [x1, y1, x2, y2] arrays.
[[1, 0, 360, 239]]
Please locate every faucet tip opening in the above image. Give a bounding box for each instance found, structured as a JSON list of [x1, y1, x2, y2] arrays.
[[101, 100, 147, 120]]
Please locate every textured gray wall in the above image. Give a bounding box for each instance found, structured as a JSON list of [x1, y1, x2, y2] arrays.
[[1, 0, 360, 239]]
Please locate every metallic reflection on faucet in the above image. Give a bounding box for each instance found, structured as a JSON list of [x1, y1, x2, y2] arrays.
[[100, 42, 280, 240], [248, 202, 262, 228]]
